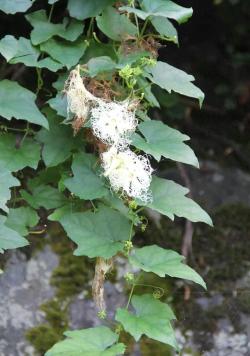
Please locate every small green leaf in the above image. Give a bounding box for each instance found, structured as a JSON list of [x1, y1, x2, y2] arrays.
[[151, 17, 178, 44], [45, 326, 125, 356], [141, 176, 213, 225], [5, 207, 39, 236], [0, 80, 48, 128], [129, 245, 206, 289], [0, 0, 32, 14], [0, 171, 20, 212], [97, 6, 137, 41], [0, 215, 28, 253], [67, 0, 116, 20], [117, 51, 150, 68], [56, 205, 131, 258], [87, 56, 117, 77], [20, 185, 67, 210], [0, 36, 63, 72], [36, 111, 80, 167], [0, 133, 40, 171], [48, 94, 67, 118], [146, 61, 204, 106], [40, 37, 88, 69], [137, 77, 160, 108], [25, 10, 84, 45], [132, 120, 199, 167], [116, 294, 178, 349], [64, 153, 108, 200]]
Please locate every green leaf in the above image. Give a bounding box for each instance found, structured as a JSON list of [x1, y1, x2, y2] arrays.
[[146, 61, 204, 106], [132, 120, 199, 167], [137, 77, 160, 108], [142, 176, 212, 225], [117, 51, 150, 68], [0, 171, 20, 212], [142, 0, 193, 24], [80, 40, 117, 64], [36, 112, 80, 167], [45, 326, 125, 356], [64, 153, 108, 200], [26, 10, 64, 45], [0, 134, 40, 171], [56, 205, 131, 258], [97, 7, 137, 42], [120, 0, 192, 24], [25, 10, 84, 45], [0, 215, 29, 253], [0, 36, 63, 72], [20, 185, 67, 210], [116, 294, 178, 349], [40, 37, 88, 69], [129, 245, 206, 289], [48, 94, 67, 118], [87, 56, 117, 77], [52, 73, 69, 92], [67, 0, 116, 21], [5, 207, 39, 236], [0, 80, 48, 128], [0, 0, 32, 14], [60, 20, 85, 42], [151, 17, 178, 44]]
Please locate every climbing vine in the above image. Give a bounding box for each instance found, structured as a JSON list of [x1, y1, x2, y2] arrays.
[[0, 0, 212, 354]]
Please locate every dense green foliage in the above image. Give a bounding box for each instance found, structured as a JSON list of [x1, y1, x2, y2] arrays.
[[0, 0, 212, 353]]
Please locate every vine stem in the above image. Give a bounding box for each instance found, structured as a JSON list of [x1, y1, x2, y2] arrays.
[[48, 3, 55, 22], [140, 18, 149, 37], [126, 282, 136, 309], [87, 18, 94, 38], [131, 0, 140, 36], [20, 122, 29, 145]]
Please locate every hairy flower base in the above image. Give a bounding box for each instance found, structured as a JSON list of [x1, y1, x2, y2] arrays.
[[91, 100, 137, 147], [65, 68, 95, 120], [102, 147, 153, 202]]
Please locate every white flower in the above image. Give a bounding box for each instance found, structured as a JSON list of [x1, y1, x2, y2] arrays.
[[102, 147, 153, 202], [65, 68, 95, 120], [91, 100, 137, 147]]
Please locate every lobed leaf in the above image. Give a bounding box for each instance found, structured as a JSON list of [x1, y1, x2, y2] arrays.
[[64, 153, 108, 200], [96, 6, 137, 41], [120, 0, 192, 24], [0, 0, 32, 15], [5, 207, 39, 236], [146, 61, 204, 106], [0, 133, 40, 171], [139, 176, 213, 225], [45, 326, 125, 355], [36, 111, 81, 167], [116, 294, 178, 349], [56, 205, 132, 258], [0, 80, 48, 128], [0, 171, 20, 212], [0, 36, 63, 72], [67, 0, 116, 20], [0, 215, 29, 253], [25, 10, 84, 45], [20, 185, 67, 210], [40, 37, 88, 69], [132, 120, 199, 167], [129, 245, 206, 289]]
